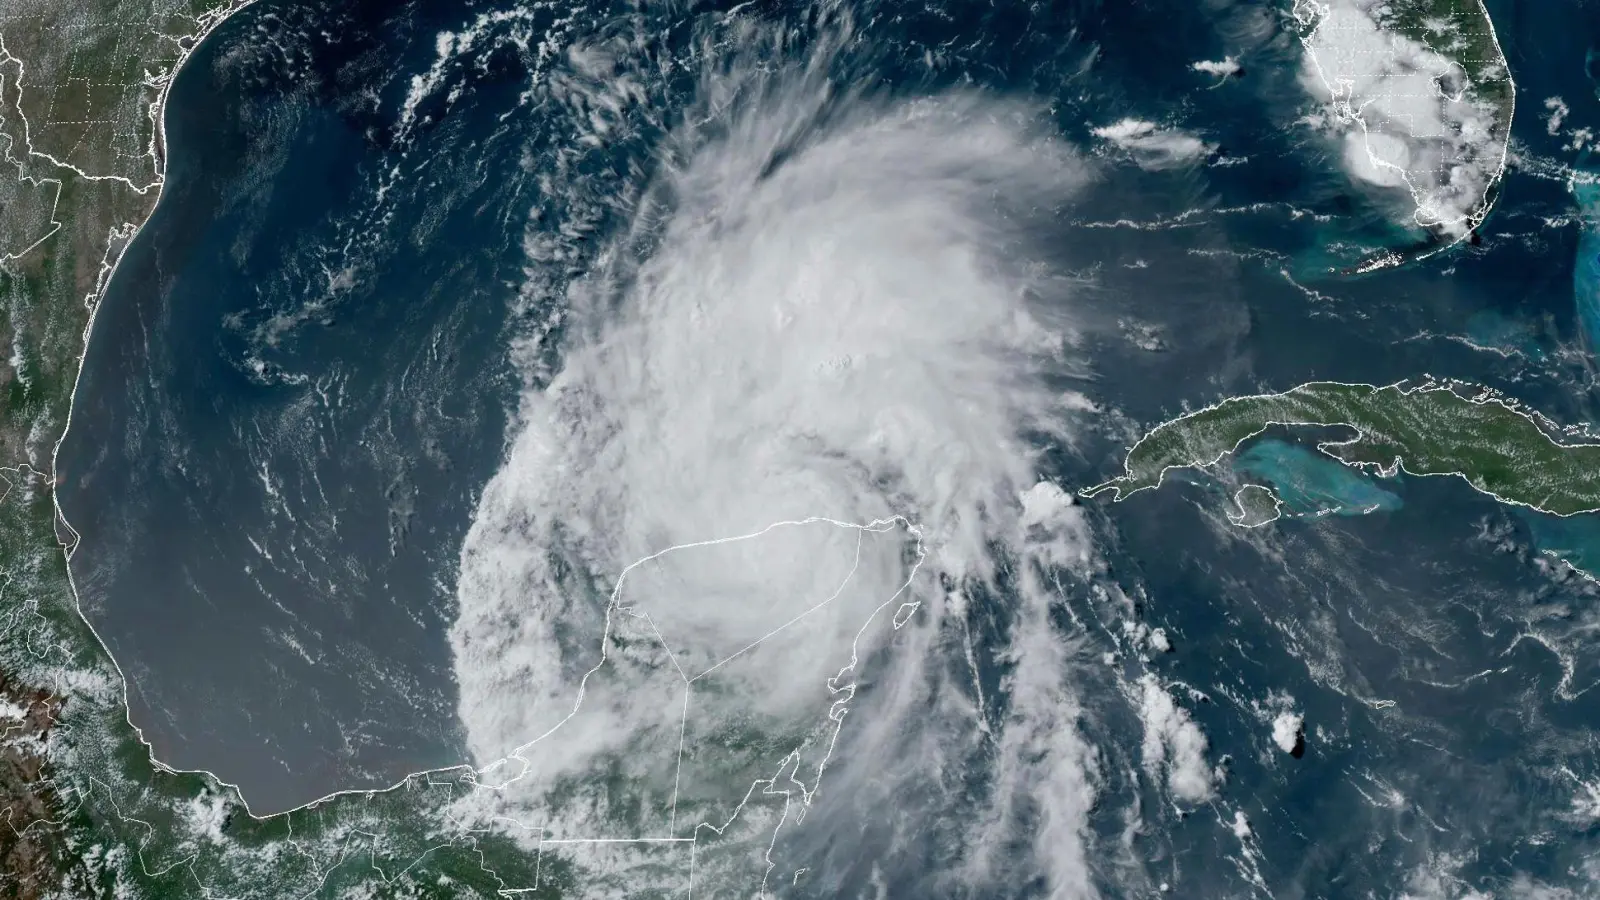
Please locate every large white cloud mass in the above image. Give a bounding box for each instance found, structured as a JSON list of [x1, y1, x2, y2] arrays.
[[445, 36, 1111, 896], [1294, 0, 1511, 238]]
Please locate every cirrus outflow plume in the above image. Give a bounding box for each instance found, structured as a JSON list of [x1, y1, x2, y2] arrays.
[[449, 48, 1108, 896]]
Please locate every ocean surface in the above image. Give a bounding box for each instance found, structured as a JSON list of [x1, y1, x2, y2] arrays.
[[51, 0, 1600, 893], [57, 0, 524, 805]]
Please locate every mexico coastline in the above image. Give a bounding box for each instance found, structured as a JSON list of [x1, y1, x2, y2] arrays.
[[50, 0, 517, 813], [47, 0, 282, 808]]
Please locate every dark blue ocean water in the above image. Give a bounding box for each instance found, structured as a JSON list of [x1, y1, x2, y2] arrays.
[[1070, 2, 1600, 893], [57, 0, 528, 805], [52, 0, 1600, 893]]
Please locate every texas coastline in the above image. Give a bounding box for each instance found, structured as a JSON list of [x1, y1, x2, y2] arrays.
[[33, 0, 1548, 854], [42, 0, 467, 821]]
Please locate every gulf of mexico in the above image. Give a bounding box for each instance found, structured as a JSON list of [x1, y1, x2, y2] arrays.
[[55, 0, 524, 811]]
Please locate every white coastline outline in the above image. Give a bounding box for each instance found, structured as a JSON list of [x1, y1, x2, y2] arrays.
[[18, 0, 1529, 891], [0, 0, 663, 891], [1225, 484, 1284, 529], [1290, 0, 1517, 272], [9, 5, 940, 894], [38, 0, 272, 824], [474, 514, 928, 897], [1081, 376, 1600, 520]]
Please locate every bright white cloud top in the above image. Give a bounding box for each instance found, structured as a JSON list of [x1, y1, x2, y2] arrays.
[[444, 66, 1108, 895], [1092, 118, 1215, 170], [1192, 57, 1241, 79], [1272, 711, 1305, 755], [1293, 0, 1513, 252], [1137, 674, 1216, 804]]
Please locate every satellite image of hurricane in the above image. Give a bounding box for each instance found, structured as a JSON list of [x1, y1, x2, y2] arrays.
[[5, 0, 1600, 896]]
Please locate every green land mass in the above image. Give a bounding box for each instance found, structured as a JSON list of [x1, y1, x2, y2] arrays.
[[0, 0, 566, 896], [1227, 484, 1283, 528], [1296, 0, 1513, 116], [1384, 0, 1514, 108], [1292, 0, 1515, 273], [0, 0, 1527, 896], [1083, 380, 1600, 518]]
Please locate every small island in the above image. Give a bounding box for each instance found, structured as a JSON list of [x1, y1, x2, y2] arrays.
[[1083, 380, 1600, 517], [1228, 484, 1284, 528]]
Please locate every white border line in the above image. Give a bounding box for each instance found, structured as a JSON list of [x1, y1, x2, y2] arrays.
[[1082, 377, 1600, 519]]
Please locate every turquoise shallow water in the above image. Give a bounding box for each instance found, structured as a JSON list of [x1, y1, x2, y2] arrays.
[[1232, 438, 1404, 518], [1523, 508, 1600, 580], [1572, 169, 1600, 350], [1464, 309, 1546, 358], [47, 0, 1600, 893]]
